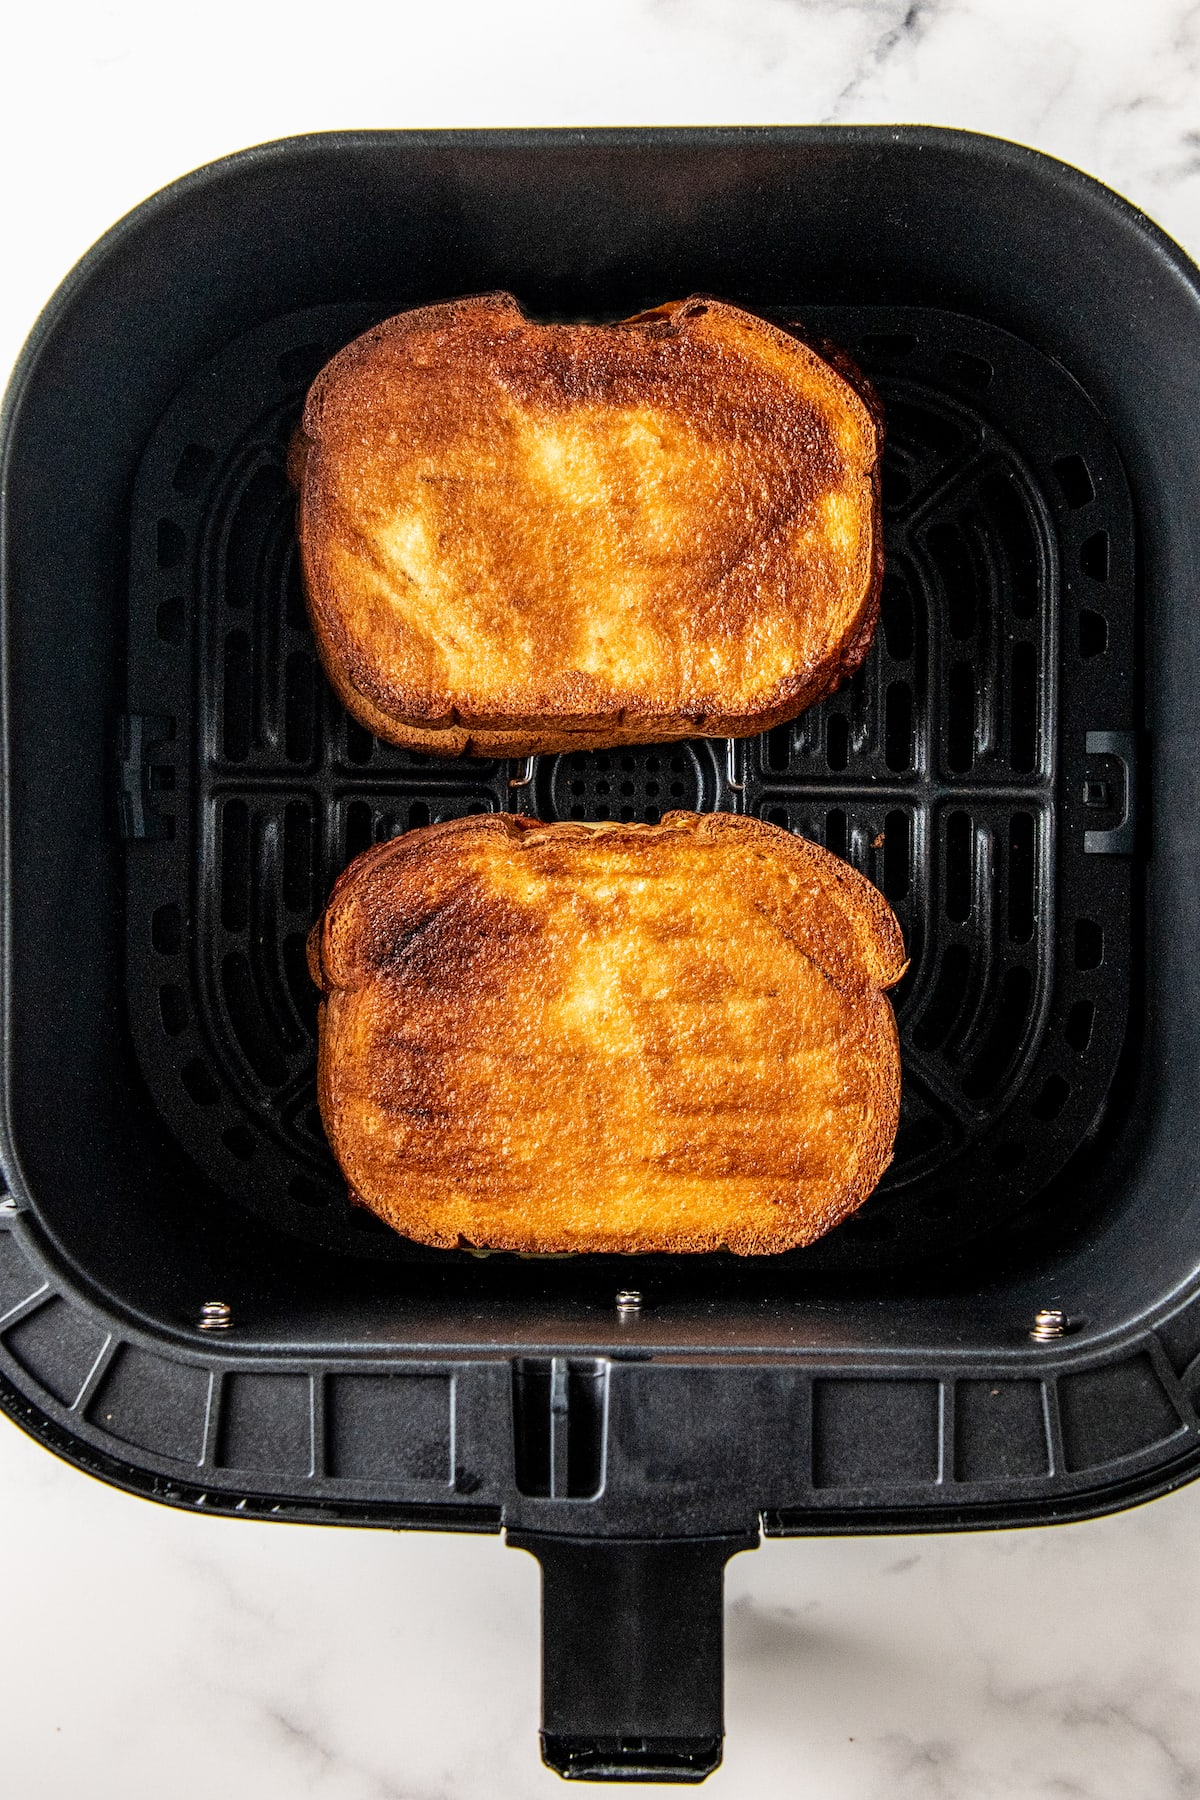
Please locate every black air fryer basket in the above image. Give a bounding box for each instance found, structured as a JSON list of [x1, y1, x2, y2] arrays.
[[3, 129, 1200, 1784]]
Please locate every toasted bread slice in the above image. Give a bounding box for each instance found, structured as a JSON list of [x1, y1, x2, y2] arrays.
[[293, 294, 883, 756], [309, 812, 905, 1255]]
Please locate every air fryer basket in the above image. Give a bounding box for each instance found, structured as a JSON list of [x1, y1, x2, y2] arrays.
[[3, 130, 1200, 1784]]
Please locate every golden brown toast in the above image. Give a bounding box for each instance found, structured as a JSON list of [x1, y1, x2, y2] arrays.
[[292, 294, 883, 756], [309, 812, 905, 1255]]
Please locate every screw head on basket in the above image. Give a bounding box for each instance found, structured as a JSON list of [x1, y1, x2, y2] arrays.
[[198, 1300, 233, 1332], [615, 1289, 643, 1316], [1030, 1307, 1067, 1342]]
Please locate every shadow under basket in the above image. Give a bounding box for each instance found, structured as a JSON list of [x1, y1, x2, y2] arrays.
[[3, 129, 1200, 1784]]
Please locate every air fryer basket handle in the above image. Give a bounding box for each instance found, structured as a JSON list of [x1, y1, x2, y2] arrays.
[[510, 1531, 757, 1784]]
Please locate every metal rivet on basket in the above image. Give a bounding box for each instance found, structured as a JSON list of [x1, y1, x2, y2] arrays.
[[1030, 1307, 1067, 1342], [198, 1300, 233, 1332], [616, 1289, 643, 1317]]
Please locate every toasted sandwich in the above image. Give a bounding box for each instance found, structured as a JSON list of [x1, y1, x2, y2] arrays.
[[292, 294, 883, 756], [309, 811, 905, 1255]]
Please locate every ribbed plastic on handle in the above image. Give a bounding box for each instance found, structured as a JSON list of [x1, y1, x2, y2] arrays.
[[510, 1533, 757, 1784]]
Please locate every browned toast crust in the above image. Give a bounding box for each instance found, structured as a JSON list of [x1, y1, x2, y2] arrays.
[[309, 813, 906, 1254], [293, 295, 884, 757]]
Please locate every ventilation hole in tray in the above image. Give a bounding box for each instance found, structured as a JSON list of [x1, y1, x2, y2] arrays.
[[152, 903, 182, 955], [944, 350, 993, 389], [1052, 454, 1095, 509], [156, 519, 186, 569], [284, 652, 315, 763], [225, 465, 290, 609], [766, 806, 789, 830], [345, 799, 373, 864], [408, 800, 431, 830], [926, 522, 977, 641], [766, 724, 791, 771], [158, 984, 188, 1036], [289, 1173, 332, 1209], [1079, 609, 1108, 658], [944, 811, 972, 921], [1080, 530, 1109, 581], [961, 966, 1034, 1100], [221, 952, 289, 1087], [1007, 813, 1036, 944], [826, 714, 849, 772], [978, 470, 1039, 619], [284, 546, 308, 631], [880, 573, 915, 660], [283, 932, 318, 1035], [223, 632, 252, 761], [277, 342, 328, 386], [221, 799, 250, 931], [946, 663, 975, 772], [156, 597, 185, 644], [222, 1124, 257, 1160], [884, 683, 913, 771], [344, 717, 374, 764], [824, 809, 848, 860], [992, 1141, 1027, 1171], [1009, 642, 1038, 773], [881, 810, 910, 901], [282, 801, 313, 914], [1031, 1073, 1070, 1121], [912, 942, 971, 1052], [1075, 918, 1103, 970], [171, 444, 215, 495], [182, 1058, 221, 1105], [1065, 999, 1095, 1052]]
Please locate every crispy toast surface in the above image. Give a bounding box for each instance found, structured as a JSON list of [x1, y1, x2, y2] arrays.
[[309, 813, 906, 1255], [293, 294, 883, 756]]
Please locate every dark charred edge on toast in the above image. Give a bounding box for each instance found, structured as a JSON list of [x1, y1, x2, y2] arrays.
[[289, 294, 885, 758]]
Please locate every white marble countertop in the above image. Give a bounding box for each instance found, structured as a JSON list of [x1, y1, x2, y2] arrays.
[[5, 3, 1200, 1795]]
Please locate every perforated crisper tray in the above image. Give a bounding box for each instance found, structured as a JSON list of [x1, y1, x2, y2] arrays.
[[4, 130, 1200, 1784], [124, 301, 1135, 1270]]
